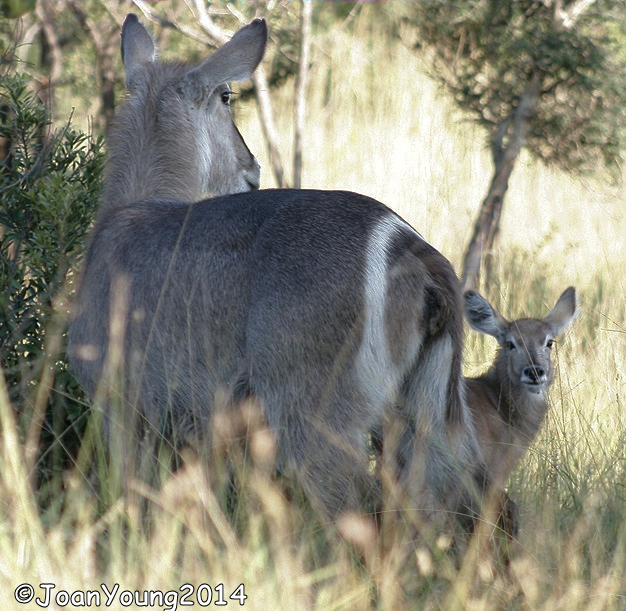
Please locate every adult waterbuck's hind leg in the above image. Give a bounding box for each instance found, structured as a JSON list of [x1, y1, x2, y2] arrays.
[[376, 237, 493, 545], [242, 201, 492, 535]]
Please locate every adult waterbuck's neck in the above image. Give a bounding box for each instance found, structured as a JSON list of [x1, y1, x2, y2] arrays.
[[98, 14, 266, 220], [463, 287, 576, 486]]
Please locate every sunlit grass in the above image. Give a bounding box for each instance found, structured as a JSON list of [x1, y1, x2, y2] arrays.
[[2, 8, 625, 610]]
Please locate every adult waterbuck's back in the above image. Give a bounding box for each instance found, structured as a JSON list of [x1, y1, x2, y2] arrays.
[[69, 15, 498, 532], [464, 287, 577, 489]]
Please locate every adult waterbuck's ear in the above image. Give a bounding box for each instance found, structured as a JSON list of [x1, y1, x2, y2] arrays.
[[543, 286, 577, 336], [121, 14, 157, 91], [180, 18, 268, 103]]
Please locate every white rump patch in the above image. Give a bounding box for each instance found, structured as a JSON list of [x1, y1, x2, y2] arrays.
[[355, 214, 415, 408]]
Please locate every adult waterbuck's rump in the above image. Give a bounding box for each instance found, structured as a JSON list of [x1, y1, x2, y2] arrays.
[[68, 15, 498, 531], [464, 287, 577, 489]]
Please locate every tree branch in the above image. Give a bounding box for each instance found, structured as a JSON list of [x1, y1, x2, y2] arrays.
[[36, 1, 62, 125], [253, 66, 287, 187], [293, 0, 312, 189], [67, 0, 119, 133], [461, 72, 541, 291], [553, 0, 597, 29], [132, 0, 213, 46], [193, 0, 230, 44]]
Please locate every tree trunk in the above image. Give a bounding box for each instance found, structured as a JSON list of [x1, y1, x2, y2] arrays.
[[461, 74, 541, 291], [68, 0, 118, 135], [253, 67, 288, 188], [99, 43, 117, 135], [293, 0, 312, 189]]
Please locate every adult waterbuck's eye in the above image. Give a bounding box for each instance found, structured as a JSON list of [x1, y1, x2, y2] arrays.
[[546, 338, 554, 349], [221, 90, 234, 106], [506, 340, 516, 351]]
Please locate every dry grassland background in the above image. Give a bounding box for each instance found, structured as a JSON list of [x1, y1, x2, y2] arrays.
[[1, 7, 625, 611]]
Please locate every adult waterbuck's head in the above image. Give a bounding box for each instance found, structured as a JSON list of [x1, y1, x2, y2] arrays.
[[69, 15, 509, 546], [464, 287, 577, 488], [98, 14, 266, 220]]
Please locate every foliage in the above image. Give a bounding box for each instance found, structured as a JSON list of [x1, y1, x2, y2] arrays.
[[402, 0, 626, 176], [0, 72, 102, 496], [0, 0, 35, 19]]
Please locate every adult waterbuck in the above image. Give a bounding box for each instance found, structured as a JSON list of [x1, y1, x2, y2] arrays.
[[464, 287, 577, 490], [69, 14, 498, 534]]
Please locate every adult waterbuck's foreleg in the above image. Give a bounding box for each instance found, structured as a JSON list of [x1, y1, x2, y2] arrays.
[[68, 15, 268, 493]]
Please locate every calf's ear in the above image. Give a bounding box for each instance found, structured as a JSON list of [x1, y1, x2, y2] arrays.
[[464, 290, 509, 344], [544, 287, 577, 336]]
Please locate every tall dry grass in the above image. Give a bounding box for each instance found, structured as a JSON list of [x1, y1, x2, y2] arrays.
[[1, 9, 625, 610]]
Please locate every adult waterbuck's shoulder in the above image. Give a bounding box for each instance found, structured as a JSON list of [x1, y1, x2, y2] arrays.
[[464, 287, 577, 488], [69, 15, 507, 541]]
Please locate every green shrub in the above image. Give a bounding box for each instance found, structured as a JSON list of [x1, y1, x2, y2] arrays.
[[0, 72, 102, 508]]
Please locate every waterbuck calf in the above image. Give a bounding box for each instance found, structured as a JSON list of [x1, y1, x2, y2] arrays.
[[464, 287, 577, 489], [69, 15, 497, 532]]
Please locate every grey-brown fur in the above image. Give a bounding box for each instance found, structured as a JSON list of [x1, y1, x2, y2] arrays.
[[464, 287, 577, 488], [69, 15, 495, 528]]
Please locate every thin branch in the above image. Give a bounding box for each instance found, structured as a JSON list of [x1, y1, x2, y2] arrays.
[[132, 0, 213, 47], [253, 66, 287, 188], [293, 0, 312, 189], [193, 0, 230, 44], [225, 2, 250, 29], [66, 0, 120, 132], [554, 0, 597, 29], [36, 1, 62, 125]]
